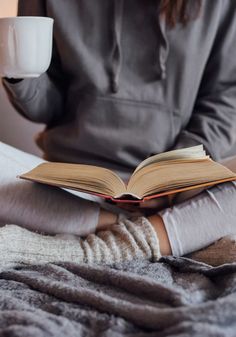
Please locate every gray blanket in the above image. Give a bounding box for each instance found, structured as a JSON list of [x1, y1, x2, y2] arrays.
[[0, 257, 236, 336]]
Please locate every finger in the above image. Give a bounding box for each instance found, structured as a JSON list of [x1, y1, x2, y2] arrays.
[[174, 188, 206, 204], [139, 197, 168, 209], [139, 200, 158, 208], [175, 187, 207, 204], [114, 203, 140, 212]]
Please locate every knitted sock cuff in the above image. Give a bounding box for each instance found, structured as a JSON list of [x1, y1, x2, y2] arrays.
[[122, 216, 161, 262], [0, 217, 161, 266]]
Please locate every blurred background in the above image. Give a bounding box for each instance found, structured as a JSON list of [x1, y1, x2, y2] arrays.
[[0, 0, 42, 156]]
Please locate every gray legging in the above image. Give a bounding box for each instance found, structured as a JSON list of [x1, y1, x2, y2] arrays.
[[0, 141, 236, 256], [0, 142, 100, 236]]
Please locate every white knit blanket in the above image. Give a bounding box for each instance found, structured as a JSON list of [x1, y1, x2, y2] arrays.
[[0, 239, 236, 336]]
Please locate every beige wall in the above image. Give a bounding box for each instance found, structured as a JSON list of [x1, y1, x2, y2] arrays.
[[0, 0, 43, 156], [0, 0, 18, 17]]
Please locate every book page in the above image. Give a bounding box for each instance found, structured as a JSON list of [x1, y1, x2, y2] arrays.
[[133, 145, 207, 174], [20, 162, 127, 198], [128, 158, 236, 198]]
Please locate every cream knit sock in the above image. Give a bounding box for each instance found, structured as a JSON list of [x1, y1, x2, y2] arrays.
[[0, 217, 161, 266]]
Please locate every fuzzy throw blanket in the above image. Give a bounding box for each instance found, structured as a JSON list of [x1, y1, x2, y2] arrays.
[[0, 239, 236, 336]]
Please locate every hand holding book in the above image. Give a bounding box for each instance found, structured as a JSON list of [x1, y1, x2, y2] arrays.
[[115, 187, 206, 215]]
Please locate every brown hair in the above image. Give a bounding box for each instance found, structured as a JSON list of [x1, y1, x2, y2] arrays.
[[160, 0, 202, 28]]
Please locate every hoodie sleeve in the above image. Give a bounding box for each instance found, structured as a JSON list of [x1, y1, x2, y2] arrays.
[[173, 1, 236, 160], [2, 0, 66, 125]]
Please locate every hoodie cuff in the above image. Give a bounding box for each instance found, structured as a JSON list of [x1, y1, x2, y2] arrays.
[[2, 74, 46, 104]]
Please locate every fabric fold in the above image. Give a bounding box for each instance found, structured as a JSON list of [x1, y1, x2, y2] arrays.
[[109, 0, 124, 93], [156, 7, 170, 80]]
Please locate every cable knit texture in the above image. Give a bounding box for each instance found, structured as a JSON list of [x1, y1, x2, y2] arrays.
[[0, 217, 161, 266]]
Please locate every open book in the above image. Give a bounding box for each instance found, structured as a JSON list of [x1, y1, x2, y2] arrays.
[[20, 145, 236, 203]]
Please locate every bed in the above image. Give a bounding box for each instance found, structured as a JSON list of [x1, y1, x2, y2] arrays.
[[1, 142, 236, 336], [0, 234, 236, 337]]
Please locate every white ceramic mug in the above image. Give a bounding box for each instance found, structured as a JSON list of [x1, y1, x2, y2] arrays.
[[0, 16, 54, 78]]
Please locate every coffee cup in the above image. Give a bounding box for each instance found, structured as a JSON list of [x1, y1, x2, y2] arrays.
[[0, 16, 53, 78]]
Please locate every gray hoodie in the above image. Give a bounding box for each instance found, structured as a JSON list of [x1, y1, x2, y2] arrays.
[[3, 0, 236, 179]]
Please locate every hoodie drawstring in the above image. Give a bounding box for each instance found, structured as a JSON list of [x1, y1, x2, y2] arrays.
[[110, 0, 124, 93], [157, 9, 169, 80], [109, 1, 169, 93]]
